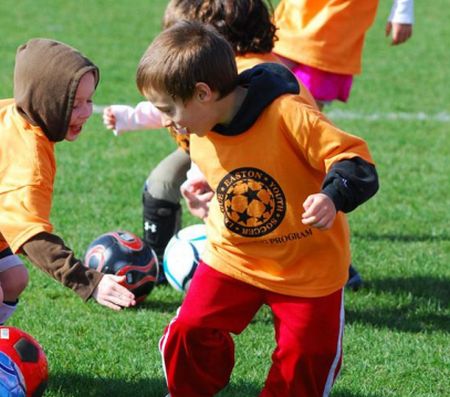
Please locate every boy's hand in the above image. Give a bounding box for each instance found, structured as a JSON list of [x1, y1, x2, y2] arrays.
[[385, 22, 413, 45], [92, 274, 136, 311], [301, 193, 336, 230], [102, 107, 117, 130], [180, 177, 214, 220]]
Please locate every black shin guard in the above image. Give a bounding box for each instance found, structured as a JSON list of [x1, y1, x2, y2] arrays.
[[142, 191, 181, 262]]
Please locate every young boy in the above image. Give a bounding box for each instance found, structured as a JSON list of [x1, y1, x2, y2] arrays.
[[102, 0, 317, 284], [0, 38, 136, 314], [137, 21, 379, 397]]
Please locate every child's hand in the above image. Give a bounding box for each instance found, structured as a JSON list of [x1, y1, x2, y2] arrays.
[[92, 274, 136, 311], [180, 177, 214, 220], [102, 107, 117, 130], [301, 193, 336, 230], [385, 22, 412, 45]]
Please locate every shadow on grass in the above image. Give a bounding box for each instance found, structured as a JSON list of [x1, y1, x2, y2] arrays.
[[346, 276, 450, 333], [134, 284, 183, 314], [353, 231, 449, 243], [217, 383, 383, 397], [137, 298, 181, 314], [48, 375, 381, 397], [332, 389, 383, 397], [216, 382, 261, 397], [250, 276, 449, 333], [48, 372, 166, 397]]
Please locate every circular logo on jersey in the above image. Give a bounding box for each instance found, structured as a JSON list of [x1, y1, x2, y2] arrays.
[[216, 168, 286, 237]]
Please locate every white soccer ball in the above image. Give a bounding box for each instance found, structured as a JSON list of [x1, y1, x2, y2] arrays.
[[163, 224, 207, 292]]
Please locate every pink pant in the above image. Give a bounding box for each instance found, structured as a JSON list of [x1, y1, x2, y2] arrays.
[[160, 262, 344, 397]]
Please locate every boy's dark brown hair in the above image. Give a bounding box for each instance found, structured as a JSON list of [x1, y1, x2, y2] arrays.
[[137, 20, 237, 102], [163, 0, 277, 55]]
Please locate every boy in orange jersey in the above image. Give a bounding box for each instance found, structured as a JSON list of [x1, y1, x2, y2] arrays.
[[102, 0, 317, 284], [0, 39, 136, 314], [137, 21, 379, 397]]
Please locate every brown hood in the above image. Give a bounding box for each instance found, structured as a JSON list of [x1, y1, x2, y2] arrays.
[[14, 38, 99, 142]]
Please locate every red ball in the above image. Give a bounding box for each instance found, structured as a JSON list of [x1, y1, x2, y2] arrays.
[[0, 326, 48, 397]]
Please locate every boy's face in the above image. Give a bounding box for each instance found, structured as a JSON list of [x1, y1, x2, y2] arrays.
[[147, 83, 217, 137], [66, 72, 96, 142]]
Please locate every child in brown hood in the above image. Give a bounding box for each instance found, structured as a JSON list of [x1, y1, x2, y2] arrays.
[[0, 38, 136, 318]]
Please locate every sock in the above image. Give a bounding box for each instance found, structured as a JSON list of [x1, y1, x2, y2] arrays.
[[143, 191, 181, 261], [0, 300, 18, 325]]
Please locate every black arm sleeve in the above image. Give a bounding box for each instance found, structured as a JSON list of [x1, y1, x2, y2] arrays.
[[321, 157, 379, 213]]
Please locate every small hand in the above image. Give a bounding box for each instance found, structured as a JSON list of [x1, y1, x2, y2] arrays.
[[180, 178, 214, 220], [385, 22, 413, 45], [92, 274, 136, 311], [102, 107, 117, 130], [301, 193, 336, 230]]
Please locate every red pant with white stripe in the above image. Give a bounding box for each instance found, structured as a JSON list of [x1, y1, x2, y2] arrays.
[[160, 262, 344, 397]]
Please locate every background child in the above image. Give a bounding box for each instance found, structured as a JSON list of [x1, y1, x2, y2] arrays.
[[137, 21, 379, 396], [273, 0, 414, 110], [0, 38, 135, 312], [102, 0, 317, 282]]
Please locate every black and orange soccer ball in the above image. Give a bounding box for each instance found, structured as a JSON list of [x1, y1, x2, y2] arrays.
[[84, 230, 158, 303], [0, 326, 48, 397]]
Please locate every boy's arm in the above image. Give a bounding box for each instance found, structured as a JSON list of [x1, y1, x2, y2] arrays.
[[103, 101, 163, 135], [321, 157, 379, 213], [21, 232, 135, 310]]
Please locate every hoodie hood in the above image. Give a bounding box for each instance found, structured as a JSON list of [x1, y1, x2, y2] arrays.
[[212, 63, 299, 136], [14, 38, 99, 142]]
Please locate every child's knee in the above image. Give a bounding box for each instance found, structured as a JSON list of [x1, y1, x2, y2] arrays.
[[2, 265, 29, 299]]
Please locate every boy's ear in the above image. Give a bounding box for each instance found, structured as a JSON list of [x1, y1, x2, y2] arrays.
[[194, 82, 213, 102]]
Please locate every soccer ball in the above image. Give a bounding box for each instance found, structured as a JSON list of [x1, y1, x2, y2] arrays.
[[0, 351, 26, 397], [0, 326, 48, 397], [163, 224, 207, 292], [84, 230, 159, 303]]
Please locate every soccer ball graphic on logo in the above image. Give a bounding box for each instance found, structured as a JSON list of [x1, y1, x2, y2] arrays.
[[163, 224, 207, 292], [84, 231, 159, 303], [0, 326, 48, 397]]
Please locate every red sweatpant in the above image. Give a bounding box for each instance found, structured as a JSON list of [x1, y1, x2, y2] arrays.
[[160, 262, 344, 397]]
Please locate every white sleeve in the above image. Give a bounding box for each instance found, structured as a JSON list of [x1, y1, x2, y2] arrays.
[[186, 162, 205, 181], [109, 101, 163, 136], [388, 0, 414, 24]]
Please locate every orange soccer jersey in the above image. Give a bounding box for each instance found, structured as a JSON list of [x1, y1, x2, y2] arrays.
[[0, 100, 55, 253], [273, 0, 379, 75], [190, 92, 374, 298]]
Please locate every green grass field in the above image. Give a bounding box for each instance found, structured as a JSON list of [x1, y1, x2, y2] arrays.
[[0, 1, 449, 396]]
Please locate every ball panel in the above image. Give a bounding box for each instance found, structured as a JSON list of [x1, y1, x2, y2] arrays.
[[84, 231, 159, 302], [163, 224, 207, 292], [163, 240, 197, 292], [0, 351, 26, 396]]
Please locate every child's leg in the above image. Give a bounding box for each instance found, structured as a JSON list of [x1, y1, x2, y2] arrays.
[[160, 262, 264, 397], [142, 148, 190, 263], [0, 249, 29, 324], [260, 289, 344, 397]]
